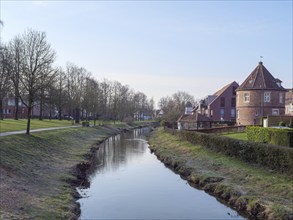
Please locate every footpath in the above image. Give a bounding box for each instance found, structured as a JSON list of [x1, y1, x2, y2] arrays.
[[0, 125, 81, 137]]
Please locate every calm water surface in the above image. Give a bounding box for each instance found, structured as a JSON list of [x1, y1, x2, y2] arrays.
[[78, 127, 244, 219]]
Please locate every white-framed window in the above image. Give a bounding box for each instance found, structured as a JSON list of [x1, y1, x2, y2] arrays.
[[243, 92, 250, 102], [264, 92, 270, 102], [272, 108, 279, 116], [279, 93, 283, 104], [8, 99, 15, 106], [231, 108, 236, 118], [255, 111, 258, 116], [237, 110, 240, 119], [289, 104, 293, 113], [220, 109, 225, 117]]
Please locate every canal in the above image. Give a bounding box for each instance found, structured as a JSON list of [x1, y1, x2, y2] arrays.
[[78, 127, 244, 219]]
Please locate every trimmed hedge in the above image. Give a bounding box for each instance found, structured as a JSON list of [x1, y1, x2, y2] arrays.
[[165, 128, 293, 174], [246, 126, 293, 147]]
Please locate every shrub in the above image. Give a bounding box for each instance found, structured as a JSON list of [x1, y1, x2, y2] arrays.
[[278, 121, 286, 127], [246, 126, 293, 147], [167, 128, 293, 174]]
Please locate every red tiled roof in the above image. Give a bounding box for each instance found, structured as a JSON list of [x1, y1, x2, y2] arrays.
[[237, 62, 286, 91]]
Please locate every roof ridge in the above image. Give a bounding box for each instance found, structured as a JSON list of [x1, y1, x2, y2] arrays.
[[261, 64, 267, 88], [237, 62, 286, 91]]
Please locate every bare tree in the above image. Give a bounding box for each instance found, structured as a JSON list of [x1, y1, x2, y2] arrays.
[[54, 67, 67, 120], [65, 63, 91, 123], [0, 45, 12, 120], [8, 36, 24, 120], [19, 29, 56, 134], [159, 91, 195, 128]]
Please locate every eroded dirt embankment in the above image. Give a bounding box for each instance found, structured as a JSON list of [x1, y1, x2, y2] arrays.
[[148, 128, 293, 220]]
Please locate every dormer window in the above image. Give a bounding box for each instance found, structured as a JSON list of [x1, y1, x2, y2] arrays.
[[275, 79, 282, 88]]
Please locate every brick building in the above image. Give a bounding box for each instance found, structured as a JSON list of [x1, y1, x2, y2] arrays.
[[285, 89, 293, 116], [177, 102, 212, 130], [236, 62, 286, 125], [196, 81, 239, 122], [2, 97, 27, 119]]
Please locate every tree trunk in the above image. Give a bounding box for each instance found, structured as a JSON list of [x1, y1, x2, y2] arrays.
[[58, 110, 62, 120], [14, 96, 19, 120], [0, 99, 4, 120], [26, 105, 32, 135], [39, 94, 43, 120], [75, 108, 80, 124]]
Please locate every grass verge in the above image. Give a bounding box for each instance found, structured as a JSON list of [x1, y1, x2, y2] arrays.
[[0, 119, 73, 133], [0, 124, 135, 219], [149, 128, 293, 219], [221, 132, 248, 140]]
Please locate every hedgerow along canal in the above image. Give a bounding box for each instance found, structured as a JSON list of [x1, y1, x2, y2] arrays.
[[77, 127, 244, 219]]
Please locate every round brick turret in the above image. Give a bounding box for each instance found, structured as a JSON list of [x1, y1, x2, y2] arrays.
[[236, 62, 286, 125]]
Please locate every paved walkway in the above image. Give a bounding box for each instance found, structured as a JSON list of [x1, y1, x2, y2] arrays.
[[0, 125, 81, 137]]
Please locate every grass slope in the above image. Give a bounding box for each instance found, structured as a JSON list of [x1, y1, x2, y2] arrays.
[[149, 128, 293, 219], [0, 126, 123, 219]]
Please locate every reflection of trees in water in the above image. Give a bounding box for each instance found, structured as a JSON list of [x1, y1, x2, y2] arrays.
[[92, 127, 150, 176]]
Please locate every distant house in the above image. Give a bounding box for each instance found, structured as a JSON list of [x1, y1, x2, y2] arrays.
[[196, 81, 239, 122], [154, 109, 164, 118], [177, 102, 212, 130], [32, 102, 57, 119], [236, 62, 286, 125], [133, 109, 153, 121], [2, 96, 27, 119], [285, 89, 293, 116], [177, 112, 212, 130]]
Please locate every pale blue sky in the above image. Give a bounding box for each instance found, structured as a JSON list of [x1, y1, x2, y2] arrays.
[[1, 0, 292, 104]]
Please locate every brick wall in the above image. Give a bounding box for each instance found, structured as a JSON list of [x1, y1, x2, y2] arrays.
[[236, 90, 286, 125]]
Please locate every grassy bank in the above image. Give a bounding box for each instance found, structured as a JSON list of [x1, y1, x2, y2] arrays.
[[0, 119, 155, 133], [149, 128, 293, 219], [0, 124, 138, 219], [0, 119, 73, 133], [222, 132, 248, 140]]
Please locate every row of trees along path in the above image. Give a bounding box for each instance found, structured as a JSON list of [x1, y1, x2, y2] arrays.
[[0, 29, 154, 134]]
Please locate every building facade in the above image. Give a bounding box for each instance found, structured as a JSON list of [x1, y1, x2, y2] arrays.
[[196, 81, 239, 122], [285, 89, 293, 116], [236, 62, 286, 125], [1, 97, 27, 119]]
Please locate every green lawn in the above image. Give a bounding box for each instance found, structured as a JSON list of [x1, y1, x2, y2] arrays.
[[0, 119, 73, 133], [222, 132, 248, 140], [0, 119, 156, 133]]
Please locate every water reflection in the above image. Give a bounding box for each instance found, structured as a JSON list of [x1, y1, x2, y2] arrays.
[[78, 127, 244, 220]]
